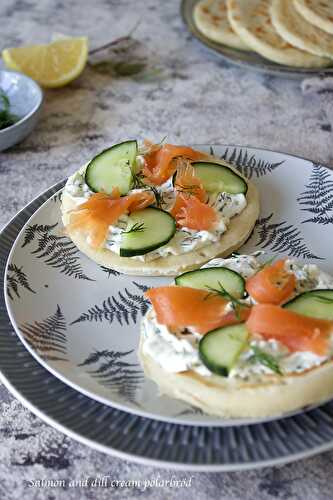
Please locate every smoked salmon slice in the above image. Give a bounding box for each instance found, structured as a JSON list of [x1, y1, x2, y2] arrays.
[[246, 259, 296, 305], [171, 193, 218, 231], [246, 303, 333, 356], [143, 144, 207, 185], [173, 163, 207, 202], [170, 163, 215, 230], [67, 190, 154, 248], [146, 286, 248, 334]]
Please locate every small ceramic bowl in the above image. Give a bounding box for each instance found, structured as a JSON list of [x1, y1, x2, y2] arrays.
[[0, 70, 43, 152]]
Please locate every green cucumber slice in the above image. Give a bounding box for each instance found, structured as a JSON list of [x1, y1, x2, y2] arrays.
[[284, 289, 333, 320], [199, 323, 249, 377], [120, 207, 176, 257], [175, 267, 245, 299], [85, 140, 138, 195], [192, 161, 248, 194]]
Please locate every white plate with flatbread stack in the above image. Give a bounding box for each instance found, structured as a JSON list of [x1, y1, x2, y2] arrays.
[[182, 0, 333, 77]]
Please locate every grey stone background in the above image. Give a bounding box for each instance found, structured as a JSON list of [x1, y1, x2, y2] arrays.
[[0, 0, 333, 498]]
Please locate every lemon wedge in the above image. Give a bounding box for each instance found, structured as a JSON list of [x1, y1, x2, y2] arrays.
[[2, 37, 88, 88]]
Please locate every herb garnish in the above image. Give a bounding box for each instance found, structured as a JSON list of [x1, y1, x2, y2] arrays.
[[132, 172, 164, 208], [123, 222, 145, 234], [0, 90, 18, 130], [250, 346, 282, 375], [204, 281, 250, 320], [88, 22, 164, 81]]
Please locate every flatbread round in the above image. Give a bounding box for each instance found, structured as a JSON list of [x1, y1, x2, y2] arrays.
[[227, 0, 331, 67], [294, 0, 333, 36], [271, 0, 333, 60], [61, 159, 260, 276], [139, 317, 333, 418], [194, 0, 250, 51]]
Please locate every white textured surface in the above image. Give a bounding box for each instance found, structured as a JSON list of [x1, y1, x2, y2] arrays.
[[0, 0, 333, 498]]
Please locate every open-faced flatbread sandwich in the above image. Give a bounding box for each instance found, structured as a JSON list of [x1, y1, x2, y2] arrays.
[[61, 140, 259, 276], [140, 253, 333, 418]]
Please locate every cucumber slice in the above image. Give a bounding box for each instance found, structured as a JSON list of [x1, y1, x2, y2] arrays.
[[192, 161, 248, 194], [85, 140, 138, 195], [120, 207, 176, 257], [284, 289, 333, 320], [199, 324, 249, 376], [175, 267, 245, 299]]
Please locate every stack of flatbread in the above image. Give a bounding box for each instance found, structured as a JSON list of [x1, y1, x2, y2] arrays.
[[193, 0, 333, 68]]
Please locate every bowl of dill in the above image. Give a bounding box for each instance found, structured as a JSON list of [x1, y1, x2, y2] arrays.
[[0, 70, 43, 151]]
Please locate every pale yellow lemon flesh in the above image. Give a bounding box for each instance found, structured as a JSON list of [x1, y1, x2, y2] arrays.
[[2, 37, 88, 88]]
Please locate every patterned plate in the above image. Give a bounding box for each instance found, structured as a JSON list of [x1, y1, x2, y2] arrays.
[[181, 0, 333, 79], [3, 144, 333, 428], [1, 146, 333, 469]]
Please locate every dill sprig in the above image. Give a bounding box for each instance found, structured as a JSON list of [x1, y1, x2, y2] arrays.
[[150, 185, 164, 208], [0, 90, 18, 130], [204, 281, 250, 319], [88, 22, 165, 81], [132, 171, 146, 189], [89, 21, 141, 56], [131, 172, 164, 208], [123, 222, 145, 234], [250, 346, 282, 375]]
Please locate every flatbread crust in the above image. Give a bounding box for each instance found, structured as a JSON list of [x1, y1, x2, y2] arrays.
[[294, 0, 333, 35], [271, 0, 333, 60], [61, 158, 260, 276], [194, 0, 250, 50], [227, 0, 331, 67], [139, 317, 333, 418]]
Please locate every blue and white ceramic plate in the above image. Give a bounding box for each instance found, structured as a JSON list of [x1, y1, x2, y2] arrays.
[[1, 145, 333, 469], [182, 0, 333, 79], [4, 144, 333, 427]]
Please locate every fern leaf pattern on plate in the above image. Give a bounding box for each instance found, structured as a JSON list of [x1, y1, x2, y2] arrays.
[[21, 222, 94, 281], [6, 263, 35, 300], [219, 147, 284, 179], [51, 190, 63, 204], [100, 265, 122, 277], [20, 305, 67, 362], [297, 163, 333, 225], [78, 349, 143, 405], [71, 282, 150, 326], [253, 213, 322, 260], [6, 146, 333, 425]]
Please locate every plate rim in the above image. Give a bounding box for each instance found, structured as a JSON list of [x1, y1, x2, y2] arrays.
[[181, 0, 333, 78], [3, 143, 333, 427], [2, 362, 333, 472]]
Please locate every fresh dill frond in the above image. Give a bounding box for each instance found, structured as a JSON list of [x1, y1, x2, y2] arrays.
[[132, 172, 146, 189], [250, 346, 282, 375], [123, 222, 146, 234], [149, 185, 164, 208], [204, 281, 250, 319], [0, 90, 18, 130], [131, 172, 164, 208]]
